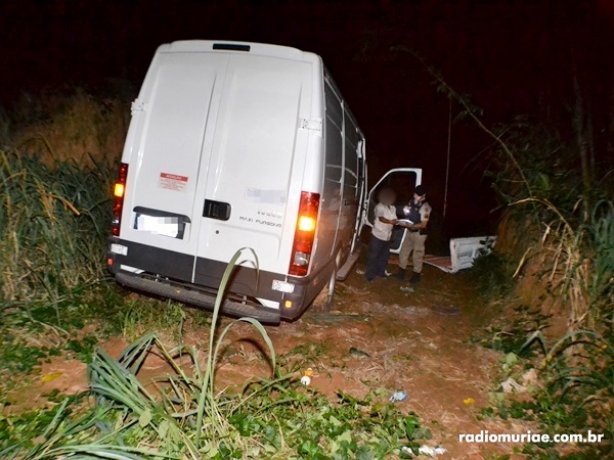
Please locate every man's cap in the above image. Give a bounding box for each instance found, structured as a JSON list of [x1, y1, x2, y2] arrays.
[[415, 185, 427, 196]]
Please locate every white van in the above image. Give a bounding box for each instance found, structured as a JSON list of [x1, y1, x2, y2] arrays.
[[107, 40, 421, 323]]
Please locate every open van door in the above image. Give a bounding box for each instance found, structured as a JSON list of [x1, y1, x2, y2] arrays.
[[363, 168, 423, 253]]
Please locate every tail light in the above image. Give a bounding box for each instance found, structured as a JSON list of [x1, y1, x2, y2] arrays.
[[289, 191, 320, 276], [111, 163, 128, 236]]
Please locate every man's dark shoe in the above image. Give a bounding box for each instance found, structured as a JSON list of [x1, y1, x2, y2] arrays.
[[409, 272, 421, 284], [395, 268, 406, 280]]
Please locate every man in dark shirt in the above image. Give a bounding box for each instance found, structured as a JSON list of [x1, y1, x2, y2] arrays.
[[395, 185, 431, 284]]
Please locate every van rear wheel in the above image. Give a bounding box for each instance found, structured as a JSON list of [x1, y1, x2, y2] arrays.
[[324, 265, 336, 312], [323, 252, 342, 312], [312, 256, 339, 314]]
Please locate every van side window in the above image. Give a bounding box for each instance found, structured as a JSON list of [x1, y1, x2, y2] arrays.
[[356, 140, 365, 183], [325, 83, 343, 183], [344, 113, 360, 189]]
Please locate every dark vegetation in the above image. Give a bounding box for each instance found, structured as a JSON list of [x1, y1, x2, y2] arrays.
[[451, 73, 614, 457]]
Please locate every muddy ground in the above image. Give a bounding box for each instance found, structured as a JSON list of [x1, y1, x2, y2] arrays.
[[8, 257, 538, 459]]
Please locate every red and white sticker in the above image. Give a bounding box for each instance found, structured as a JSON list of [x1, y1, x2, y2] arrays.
[[159, 172, 188, 191]]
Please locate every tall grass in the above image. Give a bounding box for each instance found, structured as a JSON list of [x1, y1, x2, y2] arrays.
[[482, 126, 613, 453], [0, 149, 111, 311]]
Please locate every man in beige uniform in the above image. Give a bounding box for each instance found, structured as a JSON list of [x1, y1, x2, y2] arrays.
[[395, 185, 431, 284]]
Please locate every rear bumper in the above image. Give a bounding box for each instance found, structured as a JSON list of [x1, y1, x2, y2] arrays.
[[107, 237, 313, 321], [115, 271, 281, 324]]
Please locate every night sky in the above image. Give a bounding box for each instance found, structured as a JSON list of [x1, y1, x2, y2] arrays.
[[2, 0, 613, 241]]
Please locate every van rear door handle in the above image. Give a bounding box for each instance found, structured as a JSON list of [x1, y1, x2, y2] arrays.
[[203, 199, 231, 221]]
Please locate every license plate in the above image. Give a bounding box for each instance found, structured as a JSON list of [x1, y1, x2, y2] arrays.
[[136, 214, 179, 238]]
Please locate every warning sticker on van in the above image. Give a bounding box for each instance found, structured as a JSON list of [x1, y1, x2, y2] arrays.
[[159, 172, 188, 191]]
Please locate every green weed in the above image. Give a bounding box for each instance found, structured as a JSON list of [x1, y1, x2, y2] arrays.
[[285, 341, 330, 362], [121, 299, 187, 342], [65, 336, 99, 363], [468, 251, 514, 300], [0, 402, 71, 453], [472, 305, 551, 356], [0, 334, 60, 375]]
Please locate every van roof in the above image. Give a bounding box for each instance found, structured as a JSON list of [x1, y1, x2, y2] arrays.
[[159, 40, 319, 63]]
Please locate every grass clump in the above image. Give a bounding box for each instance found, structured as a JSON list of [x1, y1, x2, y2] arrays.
[[0, 334, 61, 375], [0, 149, 112, 308], [472, 305, 551, 357], [468, 250, 514, 300], [482, 328, 613, 458], [122, 299, 188, 342]]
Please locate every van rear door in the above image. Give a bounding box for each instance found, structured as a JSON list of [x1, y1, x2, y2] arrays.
[[363, 168, 422, 253], [192, 53, 314, 287], [121, 51, 227, 282]]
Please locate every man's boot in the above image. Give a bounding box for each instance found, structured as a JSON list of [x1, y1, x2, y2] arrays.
[[395, 268, 406, 280], [409, 271, 421, 284]]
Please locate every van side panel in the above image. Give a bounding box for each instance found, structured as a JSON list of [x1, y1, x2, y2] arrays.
[[314, 81, 343, 271], [336, 110, 361, 260], [310, 77, 365, 275]]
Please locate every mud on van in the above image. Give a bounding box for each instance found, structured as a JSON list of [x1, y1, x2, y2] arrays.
[[107, 40, 421, 323]]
